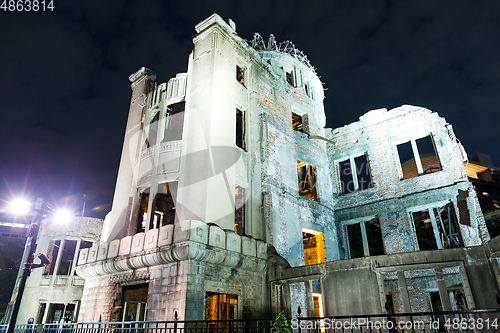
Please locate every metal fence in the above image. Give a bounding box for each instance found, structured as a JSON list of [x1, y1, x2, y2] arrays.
[[1, 309, 499, 333]]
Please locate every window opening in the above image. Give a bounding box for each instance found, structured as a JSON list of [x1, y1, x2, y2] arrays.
[[80, 240, 93, 249], [286, 71, 294, 86], [345, 218, 384, 258], [312, 293, 325, 319], [43, 240, 60, 275], [338, 154, 372, 194], [46, 304, 65, 323], [292, 112, 303, 132], [162, 101, 185, 142], [434, 204, 463, 248], [136, 189, 150, 234], [397, 135, 441, 179], [412, 209, 438, 251], [151, 182, 177, 229], [57, 240, 77, 275], [234, 185, 245, 235], [304, 83, 309, 97], [302, 229, 325, 265], [297, 160, 317, 200], [205, 292, 238, 328], [36, 303, 46, 323], [411, 203, 462, 251], [346, 223, 364, 258], [121, 284, 148, 322], [236, 65, 245, 86], [236, 108, 246, 151], [428, 291, 446, 331], [148, 112, 159, 147]]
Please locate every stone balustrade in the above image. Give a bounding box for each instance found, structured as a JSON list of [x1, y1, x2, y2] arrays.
[[75, 220, 268, 279]]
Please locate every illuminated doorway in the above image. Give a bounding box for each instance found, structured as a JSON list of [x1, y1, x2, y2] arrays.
[[205, 293, 238, 330], [302, 229, 326, 265], [121, 284, 148, 321]]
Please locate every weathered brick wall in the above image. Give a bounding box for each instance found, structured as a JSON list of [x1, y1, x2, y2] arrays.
[[329, 105, 488, 255]]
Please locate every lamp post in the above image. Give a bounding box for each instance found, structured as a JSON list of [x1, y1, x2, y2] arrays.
[[6, 197, 69, 333]]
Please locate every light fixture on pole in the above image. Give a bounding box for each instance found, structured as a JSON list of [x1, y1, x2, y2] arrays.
[[6, 197, 70, 333]]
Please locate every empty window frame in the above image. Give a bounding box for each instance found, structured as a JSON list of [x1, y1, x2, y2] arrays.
[[297, 160, 317, 201], [344, 218, 384, 258], [286, 71, 294, 86], [162, 101, 185, 142], [302, 229, 325, 265], [236, 65, 245, 86], [397, 135, 442, 180], [410, 203, 463, 251], [234, 185, 245, 235], [148, 112, 159, 147], [151, 182, 177, 229], [338, 154, 373, 194], [57, 240, 77, 275], [135, 189, 150, 234], [236, 108, 246, 151], [43, 240, 60, 276], [292, 112, 303, 132]]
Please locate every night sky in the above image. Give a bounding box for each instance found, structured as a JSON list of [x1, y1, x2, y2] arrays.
[[1, 1, 499, 218]]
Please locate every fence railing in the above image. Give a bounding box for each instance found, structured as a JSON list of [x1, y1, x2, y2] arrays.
[[1, 309, 499, 333]]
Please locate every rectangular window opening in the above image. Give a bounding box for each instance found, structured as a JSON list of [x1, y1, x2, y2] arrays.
[[297, 160, 317, 200], [151, 182, 177, 230], [433, 204, 463, 248], [365, 218, 384, 256], [148, 112, 159, 147], [346, 223, 364, 258], [345, 218, 384, 258], [135, 189, 150, 234], [205, 293, 238, 323], [236, 65, 245, 86], [412, 209, 438, 251], [236, 108, 246, 151], [338, 154, 372, 194], [234, 185, 245, 236], [286, 71, 294, 86], [57, 240, 77, 275], [302, 229, 325, 265], [121, 284, 148, 322], [398, 141, 418, 179], [43, 240, 60, 276], [416, 136, 442, 175], [292, 112, 303, 132], [398, 135, 442, 180], [162, 101, 185, 142], [412, 203, 463, 251]]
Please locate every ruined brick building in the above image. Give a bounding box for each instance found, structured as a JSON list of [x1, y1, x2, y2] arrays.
[[75, 14, 500, 322]]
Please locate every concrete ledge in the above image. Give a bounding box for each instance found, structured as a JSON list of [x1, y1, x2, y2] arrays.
[[242, 237, 256, 257], [131, 233, 145, 253], [78, 248, 89, 265], [144, 228, 159, 250], [87, 245, 99, 263], [226, 232, 241, 253], [158, 224, 174, 247], [209, 225, 226, 248], [107, 239, 120, 259], [119, 236, 132, 256], [97, 243, 108, 261]]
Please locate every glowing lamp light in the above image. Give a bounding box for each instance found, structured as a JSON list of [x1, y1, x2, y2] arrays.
[[9, 199, 31, 215], [54, 209, 72, 224]]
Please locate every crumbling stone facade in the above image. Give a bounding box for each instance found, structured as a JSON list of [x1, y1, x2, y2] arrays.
[[75, 13, 498, 323]]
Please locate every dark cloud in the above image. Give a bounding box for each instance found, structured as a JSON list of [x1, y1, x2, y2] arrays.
[[1, 1, 499, 217]]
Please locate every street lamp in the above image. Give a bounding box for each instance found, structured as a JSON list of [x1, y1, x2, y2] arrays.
[[6, 197, 71, 333]]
